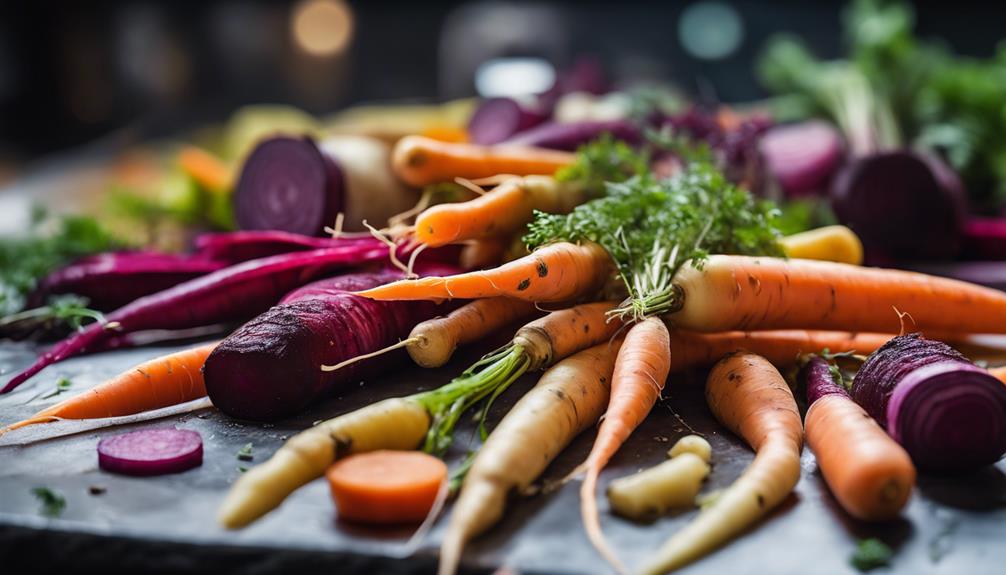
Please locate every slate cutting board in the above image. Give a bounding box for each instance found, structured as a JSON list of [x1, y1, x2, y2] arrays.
[[1, 338, 1005, 575]]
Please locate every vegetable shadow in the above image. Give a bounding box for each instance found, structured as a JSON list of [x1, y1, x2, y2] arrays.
[[916, 465, 1006, 510]]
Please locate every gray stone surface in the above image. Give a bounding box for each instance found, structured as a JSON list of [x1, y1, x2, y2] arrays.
[[1, 339, 1004, 575]]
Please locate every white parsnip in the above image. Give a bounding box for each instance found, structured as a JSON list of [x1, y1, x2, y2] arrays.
[[437, 340, 623, 575]]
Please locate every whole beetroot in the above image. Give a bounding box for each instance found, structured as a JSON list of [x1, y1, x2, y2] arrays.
[[203, 266, 459, 421]]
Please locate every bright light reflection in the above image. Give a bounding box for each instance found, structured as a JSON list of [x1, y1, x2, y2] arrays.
[[291, 0, 354, 57], [474, 57, 556, 98], [679, 1, 744, 61]]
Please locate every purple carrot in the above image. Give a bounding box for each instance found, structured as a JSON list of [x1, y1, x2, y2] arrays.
[[28, 252, 228, 311], [203, 265, 460, 421], [500, 120, 642, 151], [801, 355, 847, 406], [192, 230, 376, 263], [1, 245, 391, 394]]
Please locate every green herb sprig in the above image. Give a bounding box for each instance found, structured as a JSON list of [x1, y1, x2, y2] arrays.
[[527, 153, 783, 321], [851, 538, 894, 571], [31, 487, 66, 518]]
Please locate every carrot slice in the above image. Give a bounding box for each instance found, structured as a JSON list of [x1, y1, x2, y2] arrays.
[[326, 450, 447, 524]]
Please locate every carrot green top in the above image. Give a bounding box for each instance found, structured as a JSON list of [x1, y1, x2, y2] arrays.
[[525, 144, 784, 322]]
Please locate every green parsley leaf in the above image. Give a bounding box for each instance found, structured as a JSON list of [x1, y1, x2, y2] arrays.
[[40, 377, 73, 400], [31, 487, 66, 518], [526, 151, 783, 321], [236, 443, 254, 461], [555, 135, 649, 196], [851, 538, 894, 571]]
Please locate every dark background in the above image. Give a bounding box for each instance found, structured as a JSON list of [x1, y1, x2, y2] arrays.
[[0, 0, 998, 163]]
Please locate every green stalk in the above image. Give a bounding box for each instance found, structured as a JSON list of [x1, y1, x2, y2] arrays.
[[412, 344, 532, 456]]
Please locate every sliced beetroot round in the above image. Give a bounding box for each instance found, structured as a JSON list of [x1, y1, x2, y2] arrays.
[[830, 151, 966, 261], [97, 428, 203, 476], [759, 120, 844, 197], [853, 334, 1006, 471], [233, 136, 345, 236], [467, 98, 548, 145], [885, 361, 1006, 471]]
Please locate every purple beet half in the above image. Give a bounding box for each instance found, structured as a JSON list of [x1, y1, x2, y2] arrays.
[[831, 151, 967, 262], [852, 333, 1006, 471], [97, 428, 203, 476], [468, 98, 549, 145], [759, 120, 844, 198], [233, 136, 345, 236], [203, 265, 460, 421]]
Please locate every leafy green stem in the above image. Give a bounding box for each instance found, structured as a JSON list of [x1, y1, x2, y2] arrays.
[[414, 344, 532, 456]]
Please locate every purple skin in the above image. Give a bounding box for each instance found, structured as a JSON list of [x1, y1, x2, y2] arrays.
[[28, 252, 228, 311], [831, 151, 967, 262], [233, 136, 345, 237], [852, 333, 1006, 471], [192, 230, 376, 263], [1, 245, 390, 394], [800, 355, 848, 406], [203, 265, 460, 421], [501, 120, 642, 151], [97, 429, 203, 476], [468, 98, 549, 146], [759, 121, 844, 198], [661, 107, 773, 194]]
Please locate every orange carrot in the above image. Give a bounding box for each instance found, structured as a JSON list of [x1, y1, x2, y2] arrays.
[[325, 450, 447, 524], [356, 241, 611, 302], [392, 135, 575, 187], [670, 255, 1006, 334], [990, 365, 1006, 385], [416, 176, 583, 247], [579, 317, 671, 573], [668, 329, 891, 372], [178, 146, 232, 193], [801, 356, 916, 521], [3, 342, 217, 432], [406, 297, 539, 368], [639, 352, 803, 574]]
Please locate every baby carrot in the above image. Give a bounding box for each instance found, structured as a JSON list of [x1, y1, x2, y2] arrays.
[[392, 135, 575, 187], [801, 356, 916, 521], [639, 352, 803, 574], [416, 176, 584, 247], [579, 317, 671, 573], [355, 241, 612, 303], [3, 342, 217, 433], [406, 297, 538, 368], [178, 145, 232, 192]]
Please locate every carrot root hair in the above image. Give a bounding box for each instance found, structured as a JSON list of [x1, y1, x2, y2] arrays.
[[580, 468, 628, 575]]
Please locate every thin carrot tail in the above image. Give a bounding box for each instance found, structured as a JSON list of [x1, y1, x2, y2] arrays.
[[580, 467, 628, 575], [560, 460, 590, 485], [437, 531, 464, 575], [1, 415, 61, 434]]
